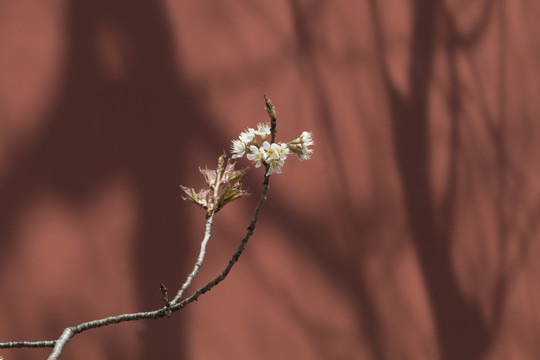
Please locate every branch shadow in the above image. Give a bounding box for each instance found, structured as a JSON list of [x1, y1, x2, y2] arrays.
[[368, 0, 510, 359], [0, 0, 222, 358]]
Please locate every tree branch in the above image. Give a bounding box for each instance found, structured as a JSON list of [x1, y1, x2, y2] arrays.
[[171, 210, 215, 304], [171, 173, 270, 307], [0, 94, 290, 359], [0, 174, 270, 359]]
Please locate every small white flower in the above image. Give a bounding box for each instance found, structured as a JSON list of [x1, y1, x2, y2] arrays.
[[266, 158, 286, 175], [298, 141, 313, 161], [264, 142, 289, 175], [239, 128, 257, 143], [247, 142, 269, 168], [300, 131, 314, 147], [255, 123, 271, 136], [231, 139, 247, 159], [289, 131, 314, 161], [265, 142, 289, 162], [299, 150, 312, 161]]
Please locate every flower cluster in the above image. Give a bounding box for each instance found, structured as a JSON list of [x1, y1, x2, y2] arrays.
[[288, 131, 315, 161], [231, 123, 314, 175]]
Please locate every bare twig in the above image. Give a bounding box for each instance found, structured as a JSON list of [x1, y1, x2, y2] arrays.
[[171, 210, 215, 304], [0, 341, 55, 349], [264, 95, 277, 144], [159, 282, 172, 316]]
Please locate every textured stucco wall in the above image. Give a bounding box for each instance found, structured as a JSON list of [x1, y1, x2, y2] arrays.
[[1, 1, 539, 359]]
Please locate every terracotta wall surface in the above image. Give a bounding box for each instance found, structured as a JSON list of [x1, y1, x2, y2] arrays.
[[1, 1, 539, 359]]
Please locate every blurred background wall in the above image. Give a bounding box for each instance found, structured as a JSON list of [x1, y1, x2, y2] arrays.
[[1, 0, 539, 359]]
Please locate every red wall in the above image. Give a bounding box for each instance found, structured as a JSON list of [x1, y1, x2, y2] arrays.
[[1, 1, 539, 359]]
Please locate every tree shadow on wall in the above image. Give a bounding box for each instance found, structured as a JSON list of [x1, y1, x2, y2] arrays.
[[368, 0, 511, 359], [271, 1, 390, 359], [264, 0, 519, 359], [0, 1, 221, 359]]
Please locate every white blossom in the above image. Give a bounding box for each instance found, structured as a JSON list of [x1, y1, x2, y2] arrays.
[[231, 139, 247, 159], [230, 124, 312, 176], [255, 123, 271, 136], [266, 142, 289, 162], [298, 142, 314, 161], [300, 131, 314, 147], [264, 142, 289, 175], [289, 131, 314, 161], [239, 128, 257, 143], [246, 142, 268, 168]]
